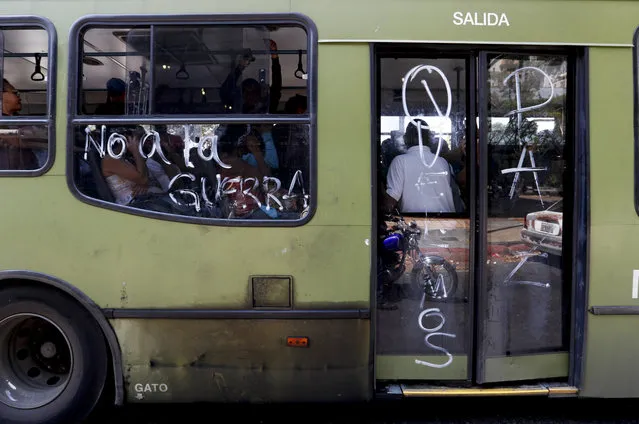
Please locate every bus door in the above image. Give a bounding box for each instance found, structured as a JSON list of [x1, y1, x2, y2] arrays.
[[374, 45, 573, 387]]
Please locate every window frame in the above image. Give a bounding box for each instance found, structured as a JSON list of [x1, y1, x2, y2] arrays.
[[634, 27, 639, 215], [0, 16, 57, 177], [66, 13, 317, 226]]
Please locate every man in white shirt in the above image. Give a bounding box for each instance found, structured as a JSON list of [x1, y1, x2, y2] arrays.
[[383, 119, 456, 214]]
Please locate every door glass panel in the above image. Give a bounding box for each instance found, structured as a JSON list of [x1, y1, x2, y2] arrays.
[[376, 57, 471, 379], [482, 54, 570, 381]]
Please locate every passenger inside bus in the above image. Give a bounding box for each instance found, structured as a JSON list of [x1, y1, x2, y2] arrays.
[[101, 126, 173, 206], [284, 93, 307, 114], [429, 134, 466, 213], [215, 127, 274, 219], [74, 25, 310, 220], [95, 78, 126, 115], [2, 79, 22, 117], [223, 123, 279, 171], [154, 124, 189, 174], [0, 78, 48, 170], [273, 94, 309, 184], [218, 125, 271, 178], [379, 130, 406, 181], [442, 133, 471, 208], [219, 39, 282, 114], [382, 119, 461, 214]]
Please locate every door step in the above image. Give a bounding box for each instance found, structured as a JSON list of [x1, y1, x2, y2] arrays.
[[379, 383, 578, 398]]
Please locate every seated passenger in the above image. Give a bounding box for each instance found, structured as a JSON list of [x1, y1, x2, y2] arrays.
[[383, 119, 458, 214], [244, 125, 278, 169], [217, 128, 270, 179], [224, 124, 279, 170], [152, 124, 190, 173], [101, 127, 168, 206], [216, 129, 273, 219]]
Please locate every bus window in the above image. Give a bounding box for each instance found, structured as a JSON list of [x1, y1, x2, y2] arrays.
[[376, 55, 471, 378], [0, 21, 54, 173], [483, 53, 570, 370], [70, 17, 314, 224]]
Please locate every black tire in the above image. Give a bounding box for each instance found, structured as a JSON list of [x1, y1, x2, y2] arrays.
[[411, 256, 458, 302], [0, 286, 108, 424]]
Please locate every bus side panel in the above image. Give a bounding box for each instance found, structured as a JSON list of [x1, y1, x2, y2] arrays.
[[581, 47, 639, 397], [0, 185, 370, 310], [111, 318, 371, 402], [0, 0, 374, 403], [292, 0, 639, 47], [0, 45, 373, 312]]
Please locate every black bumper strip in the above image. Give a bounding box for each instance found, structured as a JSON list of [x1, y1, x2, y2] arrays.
[[103, 308, 371, 320], [588, 306, 639, 315]]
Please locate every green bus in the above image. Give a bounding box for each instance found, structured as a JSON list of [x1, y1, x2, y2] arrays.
[[0, 0, 638, 422]]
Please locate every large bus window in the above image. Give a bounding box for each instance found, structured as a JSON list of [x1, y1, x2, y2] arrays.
[[0, 20, 55, 173], [69, 16, 314, 224]]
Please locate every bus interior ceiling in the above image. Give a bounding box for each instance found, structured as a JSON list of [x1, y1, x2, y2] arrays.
[[78, 25, 308, 113], [1, 25, 309, 114], [1, 28, 49, 115]]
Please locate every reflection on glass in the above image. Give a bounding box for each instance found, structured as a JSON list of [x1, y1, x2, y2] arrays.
[[124, 28, 150, 116], [73, 123, 310, 220], [377, 216, 469, 354], [80, 25, 308, 115], [484, 54, 569, 358], [376, 57, 470, 376], [0, 125, 48, 170]]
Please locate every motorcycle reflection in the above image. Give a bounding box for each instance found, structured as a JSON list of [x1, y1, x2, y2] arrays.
[[377, 213, 458, 310]]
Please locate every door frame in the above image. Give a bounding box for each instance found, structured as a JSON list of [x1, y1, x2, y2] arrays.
[[370, 43, 589, 388]]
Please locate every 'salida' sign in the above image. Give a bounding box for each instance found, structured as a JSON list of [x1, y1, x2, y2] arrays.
[[453, 12, 510, 27]]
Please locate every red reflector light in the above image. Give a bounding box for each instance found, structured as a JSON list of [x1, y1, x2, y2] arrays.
[[287, 336, 309, 347]]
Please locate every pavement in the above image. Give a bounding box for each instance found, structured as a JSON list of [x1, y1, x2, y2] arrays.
[[84, 397, 639, 423]]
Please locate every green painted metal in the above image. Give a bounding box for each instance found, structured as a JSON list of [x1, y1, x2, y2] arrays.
[[0, 177, 371, 308], [582, 316, 639, 398], [484, 353, 569, 382], [1, 0, 637, 54], [110, 318, 371, 402], [376, 355, 468, 380], [580, 47, 639, 397], [295, 0, 638, 46], [0, 43, 371, 310]]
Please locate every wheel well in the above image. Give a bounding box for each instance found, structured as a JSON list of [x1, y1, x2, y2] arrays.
[[0, 275, 124, 406]]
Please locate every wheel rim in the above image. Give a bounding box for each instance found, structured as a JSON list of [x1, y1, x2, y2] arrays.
[[420, 265, 452, 299], [0, 313, 73, 409]]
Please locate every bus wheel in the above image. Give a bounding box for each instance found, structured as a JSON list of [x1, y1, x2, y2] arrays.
[[0, 286, 108, 424]]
